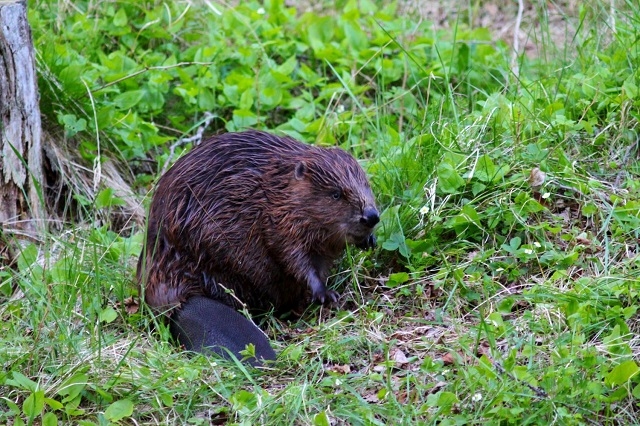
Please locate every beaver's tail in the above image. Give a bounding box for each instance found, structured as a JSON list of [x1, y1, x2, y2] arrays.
[[169, 296, 276, 367]]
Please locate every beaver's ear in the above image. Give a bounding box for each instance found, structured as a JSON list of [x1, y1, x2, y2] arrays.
[[294, 161, 306, 180]]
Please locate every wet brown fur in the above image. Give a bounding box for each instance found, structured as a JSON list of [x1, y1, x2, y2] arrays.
[[137, 130, 377, 315]]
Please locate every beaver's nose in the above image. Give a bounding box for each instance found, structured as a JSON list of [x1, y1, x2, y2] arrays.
[[360, 207, 380, 228]]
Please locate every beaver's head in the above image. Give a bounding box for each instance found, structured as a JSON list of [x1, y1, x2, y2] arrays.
[[289, 147, 379, 252]]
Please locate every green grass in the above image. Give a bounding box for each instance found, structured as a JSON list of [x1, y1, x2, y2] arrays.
[[1, 0, 640, 424]]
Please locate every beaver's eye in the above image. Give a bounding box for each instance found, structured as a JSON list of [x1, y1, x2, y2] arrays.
[[331, 189, 342, 200]]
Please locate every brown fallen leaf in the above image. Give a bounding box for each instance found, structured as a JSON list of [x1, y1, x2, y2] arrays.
[[476, 342, 492, 359], [372, 352, 385, 363], [529, 167, 546, 187], [441, 353, 456, 365], [363, 389, 381, 403], [391, 348, 409, 365], [326, 364, 351, 374], [123, 297, 139, 315], [511, 299, 530, 313], [397, 388, 419, 404]]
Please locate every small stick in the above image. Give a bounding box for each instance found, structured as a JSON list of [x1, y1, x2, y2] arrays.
[[160, 112, 217, 176], [511, 0, 525, 79]]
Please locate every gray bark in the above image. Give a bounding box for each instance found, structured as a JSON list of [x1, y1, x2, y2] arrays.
[[0, 0, 45, 233]]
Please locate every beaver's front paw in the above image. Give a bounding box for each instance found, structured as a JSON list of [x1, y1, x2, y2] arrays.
[[312, 287, 339, 305]]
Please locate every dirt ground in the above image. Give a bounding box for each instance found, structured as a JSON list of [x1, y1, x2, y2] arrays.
[[281, 0, 600, 59], [399, 0, 582, 57]]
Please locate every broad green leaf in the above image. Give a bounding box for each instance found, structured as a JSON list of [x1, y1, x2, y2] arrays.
[[230, 390, 259, 410], [58, 373, 88, 401], [8, 371, 38, 391], [427, 391, 458, 414], [307, 17, 334, 52], [514, 192, 544, 215], [623, 76, 638, 100], [460, 205, 482, 227], [501, 237, 521, 254], [632, 382, 640, 399], [159, 391, 173, 408], [343, 21, 368, 51], [3, 397, 20, 414], [44, 397, 64, 411], [58, 65, 86, 97], [260, 87, 283, 108], [487, 312, 504, 329], [437, 391, 458, 410], [437, 162, 465, 194], [104, 399, 134, 422], [64, 395, 85, 416], [386, 272, 409, 288], [445, 205, 482, 235], [113, 8, 128, 27], [114, 90, 145, 110], [477, 355, 497, 379], [582, 202, 597, 216], [96, 105, 116, 129], [474, 155, 497, 182], [42, 412, 58, 426], [521, 143, 548, 163], [198, 88, 216, 110], [232, 109, 258, 130], [23, 390, 45, 418], [606, 360, 639, 387], [16, 244, 38, 274], [59, 114, 87, 137], [99, 306, 118, 323], [275, 55, 297, 76], [313, 411, 331, 426], [95, 188, 126, 209], [239, 90, 254, 110], [287, 344, 303, 362], [405, 238, 430, 254], [381, 233, 409, 258], [358, 0, 377, 13], [471, 182, 486, 196]]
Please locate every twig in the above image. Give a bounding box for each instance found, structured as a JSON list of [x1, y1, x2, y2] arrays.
[[609, 0, 616, 34], [511, 0, 525, 79], [82, 80, 101, 192], [614, 135, 640, 187], [160, 112, 217, 176], [493, 360, 549, 399], [87, 62, 215, 96]]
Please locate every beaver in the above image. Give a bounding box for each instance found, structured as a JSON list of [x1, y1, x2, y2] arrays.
[[137, 130, 379, 365]]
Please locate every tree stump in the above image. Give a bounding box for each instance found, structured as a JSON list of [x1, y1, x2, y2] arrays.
[[0, 0, 45, 234]]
